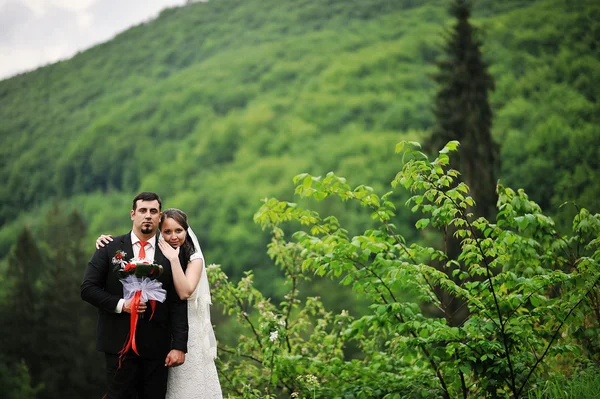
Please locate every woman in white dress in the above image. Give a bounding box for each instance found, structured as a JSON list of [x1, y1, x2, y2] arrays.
[[96, 208, 223, 399]]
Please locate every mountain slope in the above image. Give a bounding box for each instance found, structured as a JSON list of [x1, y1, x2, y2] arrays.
[[0, 0, 598, 280]]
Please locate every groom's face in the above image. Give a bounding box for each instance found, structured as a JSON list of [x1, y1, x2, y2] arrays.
[[131, 199, 162, 236]]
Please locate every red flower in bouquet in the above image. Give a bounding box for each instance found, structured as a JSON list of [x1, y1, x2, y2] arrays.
[[124, 262, 136, 272], [112, 251, 163, 279]]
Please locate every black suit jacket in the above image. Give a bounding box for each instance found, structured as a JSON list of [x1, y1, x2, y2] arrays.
[[81, 233, 188, 359]]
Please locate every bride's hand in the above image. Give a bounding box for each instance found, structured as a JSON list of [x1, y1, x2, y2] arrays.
[[96, 234, 113, 249], [158, 238, 180, 262]]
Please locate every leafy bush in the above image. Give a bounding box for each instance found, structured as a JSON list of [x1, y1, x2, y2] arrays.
[[211, 141, 600, 398]]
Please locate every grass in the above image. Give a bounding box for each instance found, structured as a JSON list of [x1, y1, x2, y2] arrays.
[[527, 367, 600, 399]]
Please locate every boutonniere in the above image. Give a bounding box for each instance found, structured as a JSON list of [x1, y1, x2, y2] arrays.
[[112, 250, 126, 265]]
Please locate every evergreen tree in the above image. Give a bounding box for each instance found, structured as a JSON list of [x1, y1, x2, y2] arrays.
[[0, 206, 104, 398], [0, 357, 43, 399], [35, 205, 104, 399], [426, 0, 499, 325], [0, 228, 44, 378], [428, 0, 499, 221]]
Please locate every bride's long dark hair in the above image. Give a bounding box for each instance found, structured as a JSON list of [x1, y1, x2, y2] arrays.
[[159, 208, 196, 262]]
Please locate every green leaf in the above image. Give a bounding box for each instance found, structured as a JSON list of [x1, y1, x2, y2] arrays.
[[416, 218, 430, 229], [446, 141, 460, 151]]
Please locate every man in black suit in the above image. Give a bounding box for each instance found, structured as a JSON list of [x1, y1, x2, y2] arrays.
[[81, 192, 188, 399]]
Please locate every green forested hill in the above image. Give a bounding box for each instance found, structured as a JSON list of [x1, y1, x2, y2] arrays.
[[0, 0, 598, 285]]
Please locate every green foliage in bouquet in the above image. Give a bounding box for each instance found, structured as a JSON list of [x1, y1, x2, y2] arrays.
[[121, 263, 164, 280], [209, 141, 600, 398], [112, 251, 164, 279]]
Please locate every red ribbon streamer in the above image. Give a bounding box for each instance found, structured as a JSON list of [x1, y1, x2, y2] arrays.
[[149, 299, 157, 320], [106, 290, 151, 397], [118, 290, 142, 366]]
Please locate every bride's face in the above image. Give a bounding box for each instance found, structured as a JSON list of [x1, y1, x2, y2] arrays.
[[161, 217, 187, 248]]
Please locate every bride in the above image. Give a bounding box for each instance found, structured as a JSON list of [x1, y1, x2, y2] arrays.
[[96, 208, 223, 398]]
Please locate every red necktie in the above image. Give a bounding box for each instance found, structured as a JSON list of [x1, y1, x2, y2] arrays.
[[139, 241, 148, 259]]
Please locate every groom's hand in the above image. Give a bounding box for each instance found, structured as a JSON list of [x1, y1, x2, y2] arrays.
[[123, 299, 147, 314], [165, 349, 185, 367]]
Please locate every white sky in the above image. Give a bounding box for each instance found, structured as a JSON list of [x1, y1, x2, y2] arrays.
[[0, 0, 193, 80]]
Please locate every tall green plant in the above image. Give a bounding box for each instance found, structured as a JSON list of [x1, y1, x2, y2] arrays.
[[427, 0, 499, 221], [214, 141, 599, 398], [425, 0, 500, 328]]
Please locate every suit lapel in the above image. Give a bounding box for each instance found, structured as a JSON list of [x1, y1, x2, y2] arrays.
[[121, 232, 134, 260], [154, 244, 165, 266], [154, 241, 172, 287]]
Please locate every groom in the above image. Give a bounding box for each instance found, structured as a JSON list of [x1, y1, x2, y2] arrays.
[[81, 192, 188, 399]]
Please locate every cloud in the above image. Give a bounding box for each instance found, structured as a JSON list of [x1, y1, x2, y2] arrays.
[[76, 12, 94, 29], [0, 1, 35, 42], [48, 0, 97, 12], [0, 0, 187, 80], [17, 0, 97, 15], [0, 45, 44, 78]]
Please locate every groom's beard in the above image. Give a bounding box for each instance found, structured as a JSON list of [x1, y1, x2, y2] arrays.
[[141, 225, 153, 235]]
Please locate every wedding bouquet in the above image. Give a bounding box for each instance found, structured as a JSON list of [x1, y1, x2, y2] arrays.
[[113, 250, 164, 279], [112, 250, 167, 357]]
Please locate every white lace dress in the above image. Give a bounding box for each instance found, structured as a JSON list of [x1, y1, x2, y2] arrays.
[[166, 255, 222, 399]]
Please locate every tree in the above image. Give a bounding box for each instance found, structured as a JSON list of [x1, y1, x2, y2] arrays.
[[0, 205, 104, 399], [425, 0, 499, 326], [35, 205, 104, 399], [214, 141, 600, 398], [428, 0, 499, 222], [0, 228, 44, 380], [0, 357, 43, 399]]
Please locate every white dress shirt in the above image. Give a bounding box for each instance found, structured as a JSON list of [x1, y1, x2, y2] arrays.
[[131, 232, 157, 262]]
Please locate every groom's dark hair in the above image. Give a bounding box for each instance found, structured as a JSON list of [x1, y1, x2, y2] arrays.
[[132, 192, 162, 211]]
